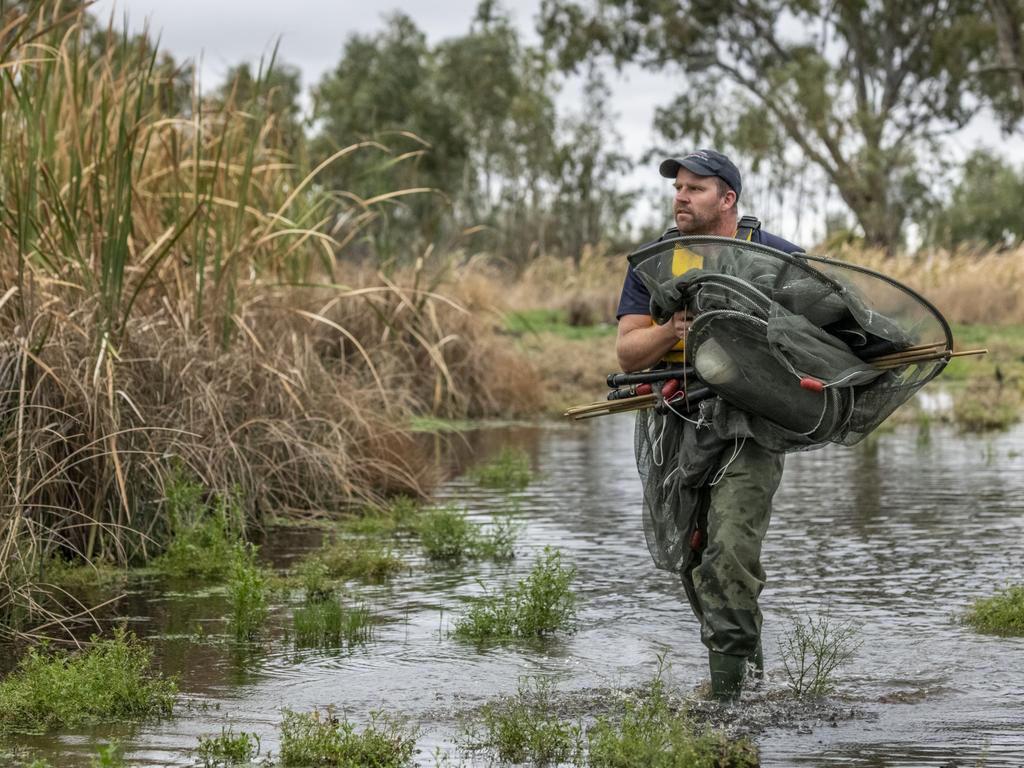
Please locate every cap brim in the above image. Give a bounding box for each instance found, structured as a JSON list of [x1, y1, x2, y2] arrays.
[[659, 157, 715, 179], [658, 159, 682, 178]]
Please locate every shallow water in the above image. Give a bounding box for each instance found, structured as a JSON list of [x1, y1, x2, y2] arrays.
[[7, 416, 1024, 767]]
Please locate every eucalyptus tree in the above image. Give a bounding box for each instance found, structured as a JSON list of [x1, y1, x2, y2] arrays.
[[927, 150, 1024, 249], [310, 13, 469, 258], [540, 0, 986, 251]]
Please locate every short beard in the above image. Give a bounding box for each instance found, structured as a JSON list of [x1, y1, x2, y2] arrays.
[[675, 208, 723, 235]]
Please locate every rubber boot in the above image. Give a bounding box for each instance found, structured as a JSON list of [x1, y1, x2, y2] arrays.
[[709, 650, 746, 703], [748, 639, 764, 681]]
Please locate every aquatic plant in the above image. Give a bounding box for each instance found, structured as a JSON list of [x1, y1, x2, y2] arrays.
[[337, 496, 420, 537], [416, 505, 519, 563], [778, 610, 862, 698], [470, 447, 533, 491], [153, 483, 250, 581], [195, 727, 262, 767], [465, 677, 583, 766], [227, 558, 271, 641], [293, 592, 373, 649], [963, 585, 1024, 636], [416, 505, 480, 562], [89, 743, 125, 768], [317, 537, 404, 582], [278, 709, 417, 767], [586, 673, 759, 768], [454, 548, 575, 640], [41, 557, 128, 591], [0, 627, 176, 733]]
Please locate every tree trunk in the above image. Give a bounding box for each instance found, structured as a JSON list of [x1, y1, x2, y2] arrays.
[[987, 0, 1024, 111]]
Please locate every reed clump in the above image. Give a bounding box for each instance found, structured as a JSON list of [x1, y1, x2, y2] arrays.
[[0, 627, 176, 734], [0, 2, 538, 641]]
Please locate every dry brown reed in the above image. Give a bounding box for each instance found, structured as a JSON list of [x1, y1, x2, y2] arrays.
[[0, 3, 536, 640], [817, 245, 1024, 326]]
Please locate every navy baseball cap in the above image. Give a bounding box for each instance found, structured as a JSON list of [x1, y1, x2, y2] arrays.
[[659, 149, 742, 199]]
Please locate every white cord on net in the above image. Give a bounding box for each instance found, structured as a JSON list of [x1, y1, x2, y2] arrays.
[[710, 435, 747, 486], [651, 409, 668, 467]]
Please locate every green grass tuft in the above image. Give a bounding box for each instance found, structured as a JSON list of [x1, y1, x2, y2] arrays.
[[467, 677, 582, 765], [963, 584, 1024, 636], [337, 496, 421, 537], [504, 308, 616, 340], [470, 447, 533, 491], [587, 674, 759, 767], [227, 557, 270, 641], [41, 556, 128, 591], [195, 727, 261, 767], [0, 627, 176, 734], [454, 549, 575, 640], [278, 709, 417, 767], [293, 593, 374, 649]]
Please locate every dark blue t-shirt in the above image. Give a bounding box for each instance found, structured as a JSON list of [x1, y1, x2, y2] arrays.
[[615, 227, 803, 319]]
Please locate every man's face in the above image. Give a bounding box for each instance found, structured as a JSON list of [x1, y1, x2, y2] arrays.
[[672, 168, 734, 235]]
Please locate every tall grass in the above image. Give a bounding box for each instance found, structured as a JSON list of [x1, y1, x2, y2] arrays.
[[0, 2, 537, 640]]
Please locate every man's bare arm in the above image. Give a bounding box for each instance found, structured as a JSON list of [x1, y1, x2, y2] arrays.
[[616, 312, 691, 372]]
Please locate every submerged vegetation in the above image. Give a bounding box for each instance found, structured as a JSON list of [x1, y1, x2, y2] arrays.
[[963, 585, 1024, 636], [470, 447, 534, 491], [455, 548, 576, 640], [0, 628, 176, 734]]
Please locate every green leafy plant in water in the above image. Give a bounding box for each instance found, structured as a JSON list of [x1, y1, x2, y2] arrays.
[[416, 505, 480, 562], [227, 556, 270, 641], [416, 505, 519, 563], [195, 727, 261, 767], [454, 548, 575, 640], [90, 743, 125, 768], [278, 708, 417, 767], [963, 584, 1024, 636], [0, 627, 176, 734], [153, 473, 249, 580], [466, 677, 582, 766], [587, 670, 759, 767], [41, 555, 127, 591], [338, 496, 421, 537], [778, 609, 861, 698], [470, 447, 533, 491]]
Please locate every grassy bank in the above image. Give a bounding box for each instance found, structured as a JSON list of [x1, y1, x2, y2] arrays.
[[0, 3, 538, 640]]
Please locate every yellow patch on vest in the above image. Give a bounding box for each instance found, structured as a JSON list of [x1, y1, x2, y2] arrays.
[[659, 244, 704, 362]]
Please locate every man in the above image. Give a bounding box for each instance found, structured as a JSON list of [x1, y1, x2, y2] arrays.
[[615, 149, 802, 702]]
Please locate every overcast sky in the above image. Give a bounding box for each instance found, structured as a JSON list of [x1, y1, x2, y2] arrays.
[[89, 0, 1022, 245]]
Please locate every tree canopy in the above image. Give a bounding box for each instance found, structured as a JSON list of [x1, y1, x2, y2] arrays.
[[539, 0, 991, 252]]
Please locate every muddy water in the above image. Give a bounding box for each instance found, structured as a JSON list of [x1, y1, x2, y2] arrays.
[[9, 416, 1024, 767]]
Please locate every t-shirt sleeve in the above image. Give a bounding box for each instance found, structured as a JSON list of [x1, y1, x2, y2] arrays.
[[616, 264, 652, 319]]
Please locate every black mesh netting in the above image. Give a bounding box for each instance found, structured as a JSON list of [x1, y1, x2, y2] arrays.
[[628, 236, 952, 572]]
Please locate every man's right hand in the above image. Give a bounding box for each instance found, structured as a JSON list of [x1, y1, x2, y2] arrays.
[[670, 310, 694, 340]]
